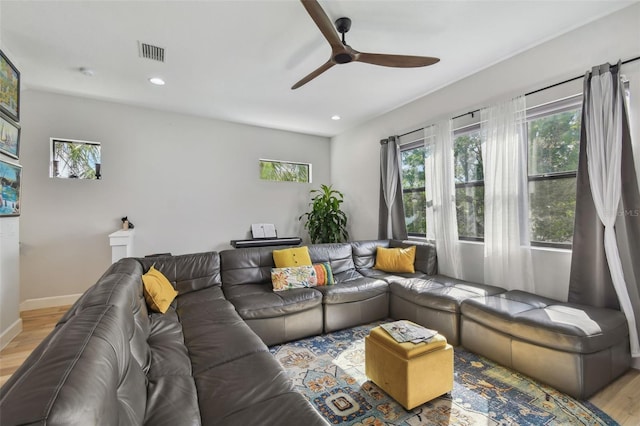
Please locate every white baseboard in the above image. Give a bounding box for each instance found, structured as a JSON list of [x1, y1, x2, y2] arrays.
[[0, 318, 23, 350], [19, 294, 82, 312], [632, 357, 640, 370]]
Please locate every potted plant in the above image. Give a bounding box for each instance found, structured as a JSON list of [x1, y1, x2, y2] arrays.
[[299, 184, 349, 243]]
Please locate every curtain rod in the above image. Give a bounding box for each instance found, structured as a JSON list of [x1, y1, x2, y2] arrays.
[[398, 55, 640, 138]]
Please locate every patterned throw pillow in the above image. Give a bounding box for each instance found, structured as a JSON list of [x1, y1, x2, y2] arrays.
[[313, 262, 335, 286], [271, 265, 318, 291]]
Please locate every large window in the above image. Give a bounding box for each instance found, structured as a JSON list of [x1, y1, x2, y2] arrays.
[[527, 104, 581, 247], [454, 128, 484, 240], [400, 142, 427, 237], [400, 94, 591, 248]]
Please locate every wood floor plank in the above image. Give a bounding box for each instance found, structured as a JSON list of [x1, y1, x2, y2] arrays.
[[1, 305, 638, 424]]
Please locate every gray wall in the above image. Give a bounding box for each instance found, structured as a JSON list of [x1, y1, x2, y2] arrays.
[[331, 4, 640, 301], [19, 90, 330, 302]]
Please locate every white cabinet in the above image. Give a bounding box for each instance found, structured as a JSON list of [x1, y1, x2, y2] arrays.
[[108, 229, 135, 263]]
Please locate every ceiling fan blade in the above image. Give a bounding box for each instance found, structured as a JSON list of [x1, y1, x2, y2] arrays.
[[291, 60, 335, 90], [356, 52, 440, 68], [300, 0, 343, 48]]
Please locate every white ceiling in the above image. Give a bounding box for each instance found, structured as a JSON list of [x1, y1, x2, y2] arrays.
[[0, 0, 635, 137]]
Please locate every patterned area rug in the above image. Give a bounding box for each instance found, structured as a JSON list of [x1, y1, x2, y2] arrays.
[[269, 321, 618, 425]]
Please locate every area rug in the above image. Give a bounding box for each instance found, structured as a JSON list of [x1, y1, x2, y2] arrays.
[[269, 321, 618, 425]]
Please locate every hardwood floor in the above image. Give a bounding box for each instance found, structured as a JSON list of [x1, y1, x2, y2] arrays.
[[1, 307, 639, 424]]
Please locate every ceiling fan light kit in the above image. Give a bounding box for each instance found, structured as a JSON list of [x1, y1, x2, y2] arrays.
[[292, 0, 440, 90]]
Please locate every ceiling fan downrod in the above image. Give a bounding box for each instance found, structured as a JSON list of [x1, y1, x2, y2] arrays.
[[335, 17, 351, 45]]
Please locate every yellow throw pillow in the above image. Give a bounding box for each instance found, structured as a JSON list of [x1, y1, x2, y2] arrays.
[[142, 265, 178, 313], [374, 246, 416, 273], [272, 246, 312, 268]]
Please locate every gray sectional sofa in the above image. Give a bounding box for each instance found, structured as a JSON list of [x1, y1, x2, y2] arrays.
[[0, 239, 631, 425]]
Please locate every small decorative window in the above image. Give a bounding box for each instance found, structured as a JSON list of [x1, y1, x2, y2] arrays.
[[50, 138, 101, 179], [259, 159, 311, 183]]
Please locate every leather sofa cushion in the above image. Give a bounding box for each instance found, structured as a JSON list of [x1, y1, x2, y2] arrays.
[[314, 277, 388, 304], [308, 242, 355, 274], [0, 305, 147, 426], [390, 275, 505, 313], [359, 268, 430, 281], [145, 308, 201, 425], [220, 246, 277, 287], [194, 351, 296, 423], [145, 376, 201, 426], [215, 392, 328, 426], [177, 288, 270, 374], [351, 239, 390, 269], [138, 251, 221, 295], [461, 290, 629, 353], [147, 309, 192, 379], [224, 284, 323, 319]]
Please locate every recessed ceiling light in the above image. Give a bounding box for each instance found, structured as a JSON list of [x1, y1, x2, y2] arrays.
[[331, 115, 341, 121], [149, 77, 165, 86]]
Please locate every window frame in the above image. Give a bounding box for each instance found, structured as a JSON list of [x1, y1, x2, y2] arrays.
[[453, 123, 484, 242], [399, 138, 428, 239], [49, 137, 102, 180], [258, 158, 312, 183], [525, 95, 582, 249]]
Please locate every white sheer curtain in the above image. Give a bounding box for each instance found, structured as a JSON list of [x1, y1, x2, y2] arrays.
[[482, 96, 534, 291], [425, 120, 462, 278], [584, 64, 639, 357]]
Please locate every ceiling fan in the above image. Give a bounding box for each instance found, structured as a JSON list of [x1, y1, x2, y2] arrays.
[[292, 0, 440, 90]]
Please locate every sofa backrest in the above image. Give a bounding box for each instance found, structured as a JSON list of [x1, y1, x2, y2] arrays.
[[307, 242, 355, 274], [390, 239, 438, 275], [351, 240, 390, 269], [220, 243, 358, 288], [220, 246, 277, 287], [137, 251, 221, 295], [57, 258, 153, 373], [0, 304, 147, 425], [351, 239, 438, 275]]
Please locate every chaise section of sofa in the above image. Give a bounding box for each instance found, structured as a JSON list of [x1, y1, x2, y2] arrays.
[[460, 290, 631, 399], [389, 275, 506, 346], [350, 239, 505, 345]]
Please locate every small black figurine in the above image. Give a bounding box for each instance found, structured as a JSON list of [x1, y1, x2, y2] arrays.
[[121, 216, 135, 230]]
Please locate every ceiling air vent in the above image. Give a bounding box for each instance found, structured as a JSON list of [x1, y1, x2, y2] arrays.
[[138, 41, 165, 62]]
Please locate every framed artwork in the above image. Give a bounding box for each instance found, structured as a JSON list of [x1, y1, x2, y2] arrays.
[[0, 49, 20, 122], [0, 113, 20, 159], [0, 158, 21, 217]]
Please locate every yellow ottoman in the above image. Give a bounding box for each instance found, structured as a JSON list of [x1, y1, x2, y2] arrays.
[[365, 324, 453, 410]]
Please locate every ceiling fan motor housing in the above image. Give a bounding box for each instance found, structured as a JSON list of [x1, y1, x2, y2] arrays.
[[335, 17, 351, 34]]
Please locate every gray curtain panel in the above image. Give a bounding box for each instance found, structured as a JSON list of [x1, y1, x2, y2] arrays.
[[378, 136, 408, 240], [569, 63, 640, 317]]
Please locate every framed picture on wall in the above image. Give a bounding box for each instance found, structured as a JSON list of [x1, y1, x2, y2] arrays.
[[0, 158, 21, 217], [0, 113, 20, 159], [0, 49, 20, 122]]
